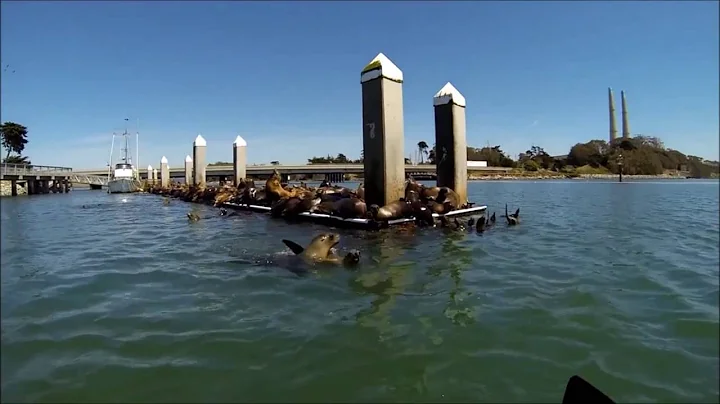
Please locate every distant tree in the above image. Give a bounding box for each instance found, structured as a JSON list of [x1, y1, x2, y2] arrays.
[[404, 157, 412, 165], [335, 153, 348, 163], [417, 141, 429, 164], [270, 161, 280, 165], [0, 122, 29, 160], [2, 154, 31, 165], [208, 161, 232, 166]]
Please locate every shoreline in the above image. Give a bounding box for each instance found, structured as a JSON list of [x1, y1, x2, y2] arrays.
[[466, 174, 700, 181]]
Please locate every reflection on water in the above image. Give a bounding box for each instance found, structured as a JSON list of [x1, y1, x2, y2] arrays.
[[1, 180, 719, 403]]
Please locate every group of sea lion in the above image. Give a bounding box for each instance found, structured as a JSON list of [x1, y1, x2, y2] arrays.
[[437, 204, 520, 233], [148, 170, 472, 225]]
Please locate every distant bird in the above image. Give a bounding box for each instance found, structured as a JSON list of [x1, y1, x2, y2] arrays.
[[3, 64, 15, 73]]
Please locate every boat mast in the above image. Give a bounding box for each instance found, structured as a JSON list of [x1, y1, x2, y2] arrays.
[[122, 118, 130, 165]]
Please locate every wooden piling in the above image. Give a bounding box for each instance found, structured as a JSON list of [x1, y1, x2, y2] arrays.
[[147, 165, 153, 184], [360, 52, 405, 207], [433, 82, 468, 204]]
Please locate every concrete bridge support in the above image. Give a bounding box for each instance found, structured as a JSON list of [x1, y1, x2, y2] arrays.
[[324, 173, 344, 183], [361, 52, 405, 207]]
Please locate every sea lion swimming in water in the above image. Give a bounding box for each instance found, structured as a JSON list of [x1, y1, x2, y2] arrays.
[[504, 204, 520, 226], [475, 212, 496, 232], [187, 212, 201, 222], [281, 233, 360, 266]]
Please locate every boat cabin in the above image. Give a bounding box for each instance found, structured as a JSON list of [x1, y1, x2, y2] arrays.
[[113, 163, 135, 179]]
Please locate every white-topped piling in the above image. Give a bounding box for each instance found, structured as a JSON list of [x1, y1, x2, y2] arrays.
[[147, 165, 153, 184], [433, 82, 468, 204], [193, 134, 207, 187], [233, 135, 247, 186], [360, 52, 405, 207], [184, 155, 193, 185], [152, 168, 158, 184], [160, 156, 169, 187]]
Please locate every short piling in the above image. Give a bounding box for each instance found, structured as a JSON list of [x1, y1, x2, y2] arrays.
[[433, 82, 468, 204], [184, 155, 193, 185], [360, 52, 405, 207], [160, 156, 169, 187], [147, 165, 154, 184], [233, 135, 247, 186], [193, 134, 207, 188], [152, 168, 158, 184]]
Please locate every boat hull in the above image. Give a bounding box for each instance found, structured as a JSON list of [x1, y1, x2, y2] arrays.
[[107, 178, 141, 194]]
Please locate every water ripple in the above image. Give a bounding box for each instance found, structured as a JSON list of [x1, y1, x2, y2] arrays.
[[1, 181, 719, 403]]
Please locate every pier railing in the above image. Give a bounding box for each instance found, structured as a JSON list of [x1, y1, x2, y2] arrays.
[[1, 163, 73, 176]]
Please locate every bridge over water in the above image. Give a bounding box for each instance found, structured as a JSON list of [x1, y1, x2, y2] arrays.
[[73, 163, 512, 183], [0, 163, 108, 195]]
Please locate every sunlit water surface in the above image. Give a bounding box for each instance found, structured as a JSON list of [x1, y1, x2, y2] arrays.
[[1, 180, 718, 403]]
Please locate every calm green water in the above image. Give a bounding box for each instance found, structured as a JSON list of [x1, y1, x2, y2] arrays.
[[2, 180, 719, 403]]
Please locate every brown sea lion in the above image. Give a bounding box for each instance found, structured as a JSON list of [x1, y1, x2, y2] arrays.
[[187, 212, 201, 222], [356, 182, 365, 201], [476, 212, 497, 232], [281, 233, 360, 266], [505, 204, 520, 225], [421, 186, 441, 201], [371, 199, 412, 221], [266, 170, 297, 201]]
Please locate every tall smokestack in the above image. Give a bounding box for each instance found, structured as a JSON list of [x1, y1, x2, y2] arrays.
[[621, 90, 630, 139], [608, 87, 618, 142]]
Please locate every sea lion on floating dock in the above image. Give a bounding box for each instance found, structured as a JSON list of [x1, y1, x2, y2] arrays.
[[370, 199, 412, 221], [356, 182, 365, 201], [281, 233, 360, 266], [406, 190, 434, 226], [504, 204, 520, 226], [266, 170, 296, 201], [331, 197, 367, 219]]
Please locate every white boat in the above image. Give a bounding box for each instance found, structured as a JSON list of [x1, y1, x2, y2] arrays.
[[107, 121, 141, 194]]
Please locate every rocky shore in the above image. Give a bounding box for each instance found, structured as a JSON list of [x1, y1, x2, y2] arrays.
[[0, 180, 28, 197]]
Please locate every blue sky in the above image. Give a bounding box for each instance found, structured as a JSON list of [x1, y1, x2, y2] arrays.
[[1, 1, 718, 169]]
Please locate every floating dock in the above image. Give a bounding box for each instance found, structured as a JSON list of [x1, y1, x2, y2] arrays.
[[222, 202, 487, 230]]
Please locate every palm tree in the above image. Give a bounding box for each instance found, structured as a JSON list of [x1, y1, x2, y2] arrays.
[[417, 141, 428, 164]]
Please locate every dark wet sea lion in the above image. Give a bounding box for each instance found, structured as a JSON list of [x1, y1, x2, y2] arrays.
[[373, 199, 412, 221], [312, 200, 336, 215], [332, 197, 367, 219], [406, 190, 434, 226], [436, 187, 460, 211], [505, 204, 520, 225], [282, 233, 360, 266], [187, 212, 200, 221]]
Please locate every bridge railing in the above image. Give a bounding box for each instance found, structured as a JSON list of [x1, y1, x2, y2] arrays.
[[1, 163, 73, 176]]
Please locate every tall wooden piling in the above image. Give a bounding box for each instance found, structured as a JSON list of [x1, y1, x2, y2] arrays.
[[233, 135, 247, 186], [360, 52, 405, 207], [193, 134, 207, 188], [147, 165, 153, 184], [160, 156, 169, 187], [433, 82, 468, 204], [184, 155, 193, 185]]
